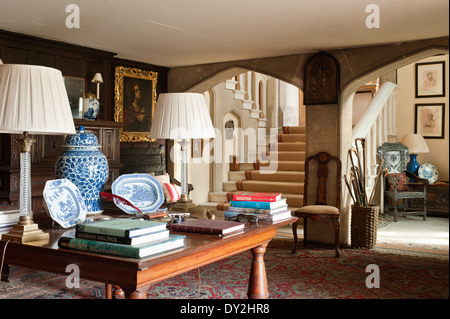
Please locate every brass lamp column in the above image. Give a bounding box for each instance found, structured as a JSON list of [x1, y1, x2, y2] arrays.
[[2, 132, 50, 243]]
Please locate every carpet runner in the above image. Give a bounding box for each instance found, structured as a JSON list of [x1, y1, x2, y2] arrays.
[[218, 126, 305, 210], [1, 235, 447, 299]]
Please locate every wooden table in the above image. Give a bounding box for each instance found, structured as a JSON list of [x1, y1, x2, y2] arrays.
[[0, 216, 297, 299]]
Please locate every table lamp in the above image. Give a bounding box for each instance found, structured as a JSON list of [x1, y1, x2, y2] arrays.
[[0, 64, 76, 243], [149, 93, 215, 212], [91, 73, 103, 99], [401, 133, 430, 176]]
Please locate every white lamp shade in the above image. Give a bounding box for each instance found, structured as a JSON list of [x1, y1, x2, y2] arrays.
[[91, 73, 103, 83], [150, 93, 215, 139], [401, 133, 430, 154], [0, 64, 76, 135]]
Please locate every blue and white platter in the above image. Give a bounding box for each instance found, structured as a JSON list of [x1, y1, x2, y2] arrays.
[[418, 163, 438, 184], [43, 179, 87, 228], [111, 173, 164, 214]]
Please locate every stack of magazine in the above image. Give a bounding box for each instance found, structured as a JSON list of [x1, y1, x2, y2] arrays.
[[58, 219, 185, 259], [224, 192, 292, 222]]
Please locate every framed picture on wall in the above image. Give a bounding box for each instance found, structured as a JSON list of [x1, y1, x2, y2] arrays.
[[415, 103, 445, 139], [415, 61, 446, 98], [114, 66, 158, 142], [63, 76, 84, 119]]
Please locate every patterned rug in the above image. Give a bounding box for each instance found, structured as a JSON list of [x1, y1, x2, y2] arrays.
[[1, 235, 448, 299]]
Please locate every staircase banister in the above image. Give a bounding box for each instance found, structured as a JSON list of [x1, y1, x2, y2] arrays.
[[352, 81, 398, 141]]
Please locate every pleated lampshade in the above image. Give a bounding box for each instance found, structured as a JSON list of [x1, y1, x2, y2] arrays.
[[0, 64, 76, 135], [150, 93, 215, 139]]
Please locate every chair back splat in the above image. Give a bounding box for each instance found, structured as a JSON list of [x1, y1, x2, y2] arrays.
[[305, 152, 341, 208]]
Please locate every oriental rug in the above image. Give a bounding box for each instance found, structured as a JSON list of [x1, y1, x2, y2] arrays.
[[0, 235, 448, 299]]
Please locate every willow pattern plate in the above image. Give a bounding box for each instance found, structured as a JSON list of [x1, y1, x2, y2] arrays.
[[43, 179, 87, 228], [111, 173, 164, 214], [418, 163, 438, 184]]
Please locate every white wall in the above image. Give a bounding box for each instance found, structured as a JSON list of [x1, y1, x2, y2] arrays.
[[396, 55, 449, 181]]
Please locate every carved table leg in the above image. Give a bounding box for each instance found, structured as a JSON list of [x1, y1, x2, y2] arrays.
[[123, 285, 151, 299], [248, 242, 269, 299], [113, 285, 125, 299], [105, 283, 113, 299]]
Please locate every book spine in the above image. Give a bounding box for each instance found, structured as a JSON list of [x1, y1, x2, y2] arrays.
[[227, 206, 286, 214], [58, 237, 140, 258], [224, 211, 273, 221], [229, 200, 272, 209], [75, 231, 133, 245], [75, 224, 126, 237], [169, 224, 222, 235], [232, 194, 279, 202]]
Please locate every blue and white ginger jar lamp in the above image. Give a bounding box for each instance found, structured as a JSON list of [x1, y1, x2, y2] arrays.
[[55, 126, 109, 215]]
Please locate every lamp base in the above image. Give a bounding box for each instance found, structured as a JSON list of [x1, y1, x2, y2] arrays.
[[171, 194, 197, 212], [1, 216, 50, 243]]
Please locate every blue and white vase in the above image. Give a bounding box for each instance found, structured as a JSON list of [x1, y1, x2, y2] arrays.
[[83, 93, 100, 120], [55, 126, 109, 215]]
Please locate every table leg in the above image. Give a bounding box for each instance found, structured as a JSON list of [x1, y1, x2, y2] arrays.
[[247, 242, 269, 299], [123, 285, 151, 299]]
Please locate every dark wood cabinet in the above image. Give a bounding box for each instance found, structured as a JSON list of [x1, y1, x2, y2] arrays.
[[0, 120, 123, 222], [409, 182, 449, 216]]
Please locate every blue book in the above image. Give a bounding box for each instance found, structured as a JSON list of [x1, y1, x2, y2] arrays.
[[230, 198, 287, 210], [58, 234, 185, 258]]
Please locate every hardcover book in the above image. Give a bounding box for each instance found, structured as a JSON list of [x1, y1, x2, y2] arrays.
[[169, 219, 245, 235], [76, 218, 167, 238], [58, 234, 185, 259], [229, 198, 287, 210], [75, 229, 170, 246], [232, 192, 282, 202], [224, 210, 292, 222], [227, 205, 288, 215]]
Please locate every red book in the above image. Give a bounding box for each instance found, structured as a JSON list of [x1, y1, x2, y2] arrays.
[[169, 219, 245, 235], [232, 192, 282, 202]]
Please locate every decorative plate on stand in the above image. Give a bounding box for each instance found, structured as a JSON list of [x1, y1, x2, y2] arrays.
[[418, 163, 438, 184], [43, 179, 87, 228], [111, 173, 164, 214]]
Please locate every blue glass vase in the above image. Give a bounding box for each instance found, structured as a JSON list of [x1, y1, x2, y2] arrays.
[[55, 126, 109, 215]]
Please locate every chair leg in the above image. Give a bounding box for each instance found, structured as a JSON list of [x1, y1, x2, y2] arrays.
[[303, 217, 308, 246], [393, 202, 399, 222], [333, 218, 340, 258], [291, 220, 298, 254]]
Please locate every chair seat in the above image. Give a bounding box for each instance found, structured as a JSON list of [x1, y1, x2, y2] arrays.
[[295, 205, 339, 215]]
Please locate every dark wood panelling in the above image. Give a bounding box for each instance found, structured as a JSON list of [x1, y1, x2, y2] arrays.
[[0, 29, 170, 215]]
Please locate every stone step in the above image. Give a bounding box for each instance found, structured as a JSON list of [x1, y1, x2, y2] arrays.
[[208, 191, 228, 203]]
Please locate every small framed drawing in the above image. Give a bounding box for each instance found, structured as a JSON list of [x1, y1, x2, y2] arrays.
[[191, 139, 203, 158], [415, 61, 446, 98], [63, 76, 85, 119], [114, 66, 158, 142], [415, 103, 445, 139]]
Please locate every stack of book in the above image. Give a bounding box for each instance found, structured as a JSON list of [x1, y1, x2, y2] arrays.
[[0, 208, 20, 229], [225, 192, 292, 222], [58, 218, 185, 259]]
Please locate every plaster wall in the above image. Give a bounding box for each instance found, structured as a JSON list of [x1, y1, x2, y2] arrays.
[[169, 36, 449, 246]]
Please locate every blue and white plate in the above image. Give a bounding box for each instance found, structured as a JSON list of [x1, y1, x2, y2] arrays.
[[43, 179, 87, 228], [418, 163, 438, 184], [111, 174, 164, 214]]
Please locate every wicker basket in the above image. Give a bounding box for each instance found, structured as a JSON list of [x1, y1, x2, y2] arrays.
[[351, 205, 379, 249]]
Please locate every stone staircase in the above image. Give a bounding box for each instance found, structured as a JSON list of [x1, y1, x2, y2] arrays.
[[199, 126, 306, 215]]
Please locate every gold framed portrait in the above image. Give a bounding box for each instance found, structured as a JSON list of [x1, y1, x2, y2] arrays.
[[114, 66, 158, 142]]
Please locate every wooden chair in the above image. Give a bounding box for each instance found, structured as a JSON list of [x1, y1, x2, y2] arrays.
[[377, 142, 428, 222], [292, 152, 341, 257]]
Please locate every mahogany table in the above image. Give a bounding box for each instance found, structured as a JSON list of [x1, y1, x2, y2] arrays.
[[0, 216, 297, 299]]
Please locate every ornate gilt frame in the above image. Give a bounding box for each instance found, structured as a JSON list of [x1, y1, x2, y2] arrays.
[[114, 66, 158, 142]]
